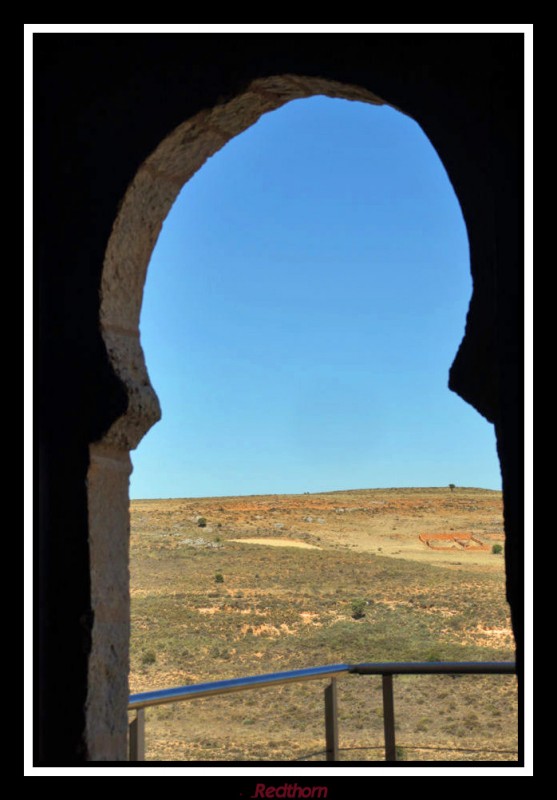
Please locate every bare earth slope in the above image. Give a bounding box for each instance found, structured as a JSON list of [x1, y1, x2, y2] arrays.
[[132, 486, 504, 565]]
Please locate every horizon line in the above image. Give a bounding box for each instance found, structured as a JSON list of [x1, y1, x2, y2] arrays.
[[130, 485, 502, 502]]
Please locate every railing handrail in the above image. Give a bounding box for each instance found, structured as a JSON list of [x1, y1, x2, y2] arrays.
[[129, 663, 351, 709], [128, 660, 516, 761], [128, 661, 515, 710], [350, 661, 516, 675]]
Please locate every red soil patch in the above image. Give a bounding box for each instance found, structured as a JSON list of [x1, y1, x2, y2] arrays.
[[419, 532, 490, 551]]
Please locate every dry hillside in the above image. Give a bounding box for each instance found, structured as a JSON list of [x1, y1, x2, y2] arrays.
[[129, 487, 517, 762]]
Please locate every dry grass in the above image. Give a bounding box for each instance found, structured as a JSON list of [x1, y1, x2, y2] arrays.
[[129, 487, 517, 762]]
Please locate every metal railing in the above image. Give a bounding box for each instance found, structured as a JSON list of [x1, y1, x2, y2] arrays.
[[128, 661, 515, 762]]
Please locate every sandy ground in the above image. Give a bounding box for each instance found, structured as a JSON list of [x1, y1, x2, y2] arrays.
[[230, 537, 321, 549]]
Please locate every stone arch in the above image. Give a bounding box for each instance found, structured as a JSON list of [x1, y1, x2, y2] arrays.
[[87, 78, 389, 758], [99, 76, 387, 449], [31, 29, 521, 761], [88, 74, 494, 760]]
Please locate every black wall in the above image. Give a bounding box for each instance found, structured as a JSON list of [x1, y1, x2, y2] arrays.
[[35, 33, 523, 763]]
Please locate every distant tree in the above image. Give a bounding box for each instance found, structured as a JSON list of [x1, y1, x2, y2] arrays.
[[492, 544, 503, 555], [448, 484, 456, 492], [197, 517, 207, 527]]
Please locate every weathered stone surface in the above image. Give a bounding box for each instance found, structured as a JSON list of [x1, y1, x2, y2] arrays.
[[100, 330, 161, 452], [86, 447, 132, 760]]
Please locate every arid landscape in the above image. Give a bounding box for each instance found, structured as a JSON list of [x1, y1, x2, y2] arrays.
[[129, 487, 517, 762]]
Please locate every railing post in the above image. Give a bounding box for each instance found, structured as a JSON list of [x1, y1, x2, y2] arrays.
[[324, 678, 339, 761], [382, 674, 396, 761], [129, 708, 145, 761]]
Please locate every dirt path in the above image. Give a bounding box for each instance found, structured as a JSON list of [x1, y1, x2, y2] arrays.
[[230, 537, 321, 550]]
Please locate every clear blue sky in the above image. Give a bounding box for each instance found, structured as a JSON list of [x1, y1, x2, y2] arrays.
[[130, 97, 501, 499]]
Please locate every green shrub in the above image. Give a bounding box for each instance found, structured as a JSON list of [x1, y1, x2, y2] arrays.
[[215, 572, 224, 583], [492, 543, 503, 555], [141, 650, 156, 666], [197, 517, 207, 527], [351, 598, 366, 619]]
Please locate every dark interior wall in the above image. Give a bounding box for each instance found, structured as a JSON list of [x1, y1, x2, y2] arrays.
[[35, 33, 523, 762]]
